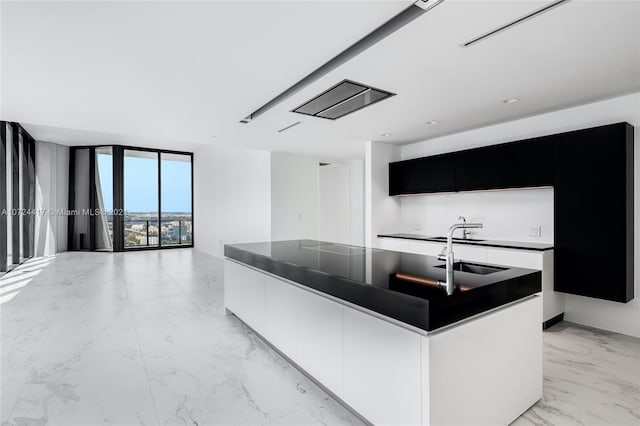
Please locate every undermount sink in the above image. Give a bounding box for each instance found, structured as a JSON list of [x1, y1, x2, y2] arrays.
[[434, 262, 506, 275], [431, 236, 486, 242]]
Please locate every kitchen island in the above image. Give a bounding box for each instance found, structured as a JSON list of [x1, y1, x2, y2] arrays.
[[224, 240, 542, 425]]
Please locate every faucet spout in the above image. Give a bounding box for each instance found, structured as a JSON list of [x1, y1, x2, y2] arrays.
[[438, 222, 483, 295]]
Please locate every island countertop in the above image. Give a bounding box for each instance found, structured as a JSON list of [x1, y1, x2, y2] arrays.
[[224, 239, 541, 332]]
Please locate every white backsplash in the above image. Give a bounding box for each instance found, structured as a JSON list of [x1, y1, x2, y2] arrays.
[[399, 187, 554, 243]]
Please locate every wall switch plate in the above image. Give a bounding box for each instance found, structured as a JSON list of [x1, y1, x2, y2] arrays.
[[529, 226, 542, 237]]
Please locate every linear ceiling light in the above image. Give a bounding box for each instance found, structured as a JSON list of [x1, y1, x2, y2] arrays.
[[239, 0, 445, 124], [461, 0, 570, 48]]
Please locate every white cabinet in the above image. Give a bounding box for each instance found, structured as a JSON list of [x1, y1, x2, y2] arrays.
[[452, 244, 487, 263], [406, 240, 442, 256], [224, 259, 265, 335], [224, 259, 244, 315], [393, 238, 489, 263], [295, 289, 344, 397], [377, 237, 408, 252], [343, 308, 422, 426], [264, 275, 297, 360], [486, 248, 542, 269], [243, 268, 266, 335]]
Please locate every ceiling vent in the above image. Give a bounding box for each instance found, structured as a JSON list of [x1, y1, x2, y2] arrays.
[[292, 80, 395, 120]]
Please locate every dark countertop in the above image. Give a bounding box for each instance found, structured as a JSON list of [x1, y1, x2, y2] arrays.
[[224, 240, 541, 332], [378, 233, 554, 251]]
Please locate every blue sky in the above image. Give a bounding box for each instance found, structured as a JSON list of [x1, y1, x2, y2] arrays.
[[98, 154, 192, 213]]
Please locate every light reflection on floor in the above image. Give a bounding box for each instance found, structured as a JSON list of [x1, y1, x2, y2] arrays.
[[0, 256, 55, 304]]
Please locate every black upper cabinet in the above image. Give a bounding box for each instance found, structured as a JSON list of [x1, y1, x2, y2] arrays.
[[553, 122, 634, 302], [389, 153, 455, 195], [455, 137, 554, 191], [390, 136, 554, 195], [388, 121, 634, 304]]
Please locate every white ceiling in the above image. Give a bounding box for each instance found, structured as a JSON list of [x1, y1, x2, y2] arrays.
[[2, 0, 639, 161]]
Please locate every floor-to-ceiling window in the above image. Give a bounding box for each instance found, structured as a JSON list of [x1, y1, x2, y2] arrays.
[[96, 147, 113, 249], [160, 153, 192, 246], [124, 149, 159, 248], [1, 122, 36, 275], [68, 145, 193, 252]]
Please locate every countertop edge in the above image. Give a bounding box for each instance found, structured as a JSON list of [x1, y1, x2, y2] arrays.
[[378, 234, 554, 251]]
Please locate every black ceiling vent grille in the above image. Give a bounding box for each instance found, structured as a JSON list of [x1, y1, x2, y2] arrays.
[[292, 80, 395, 120]]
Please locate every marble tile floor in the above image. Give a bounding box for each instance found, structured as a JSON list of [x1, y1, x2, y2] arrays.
[[1, 249, 638, 426]]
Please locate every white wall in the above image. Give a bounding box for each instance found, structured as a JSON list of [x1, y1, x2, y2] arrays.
[[400, 188, 554, 243], [34, 141, 69, 256], [193, 145, 271, 258], [365, 141, 400, 248], [399, 92, 640, 337], [271, 152, 319, 241]]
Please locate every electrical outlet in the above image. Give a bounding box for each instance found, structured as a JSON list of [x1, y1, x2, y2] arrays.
[[529, 226, 541, 237]]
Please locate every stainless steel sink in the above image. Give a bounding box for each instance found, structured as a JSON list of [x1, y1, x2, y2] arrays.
[[434, 262, 505, 275]]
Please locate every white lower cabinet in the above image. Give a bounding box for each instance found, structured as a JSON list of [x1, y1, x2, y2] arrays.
[[223, 259, 244, 316], [242, 267, 266, 335], [343, 308, 422, 426], [377, 237, 408, 252], [295, 288, 344, 397], [224, 259, 265, 334], [264, 275, 297, 360]]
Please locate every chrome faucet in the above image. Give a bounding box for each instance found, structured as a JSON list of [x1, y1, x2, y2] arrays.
[[437, 221, 483, 295], [458, 216, 471, 239]]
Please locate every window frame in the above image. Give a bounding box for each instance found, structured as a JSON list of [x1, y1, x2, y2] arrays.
[[68, 144, 194, 252]]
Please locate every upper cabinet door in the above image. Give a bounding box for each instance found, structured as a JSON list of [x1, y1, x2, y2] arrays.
[[455, 137, 554, 191], [389, 153, 455, 195]]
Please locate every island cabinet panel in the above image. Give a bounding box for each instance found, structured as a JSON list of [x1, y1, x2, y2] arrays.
[[224, 260, 266, 335], [295, 289, 344, 397], [428, 296, 542, 426], [224, 258, 543, 426], [455, 137, 554, 191], [553, 122, 634, 302], [264, 275, 298, 360], [343, 308, 422, 426], [389, 153, 456, 195]]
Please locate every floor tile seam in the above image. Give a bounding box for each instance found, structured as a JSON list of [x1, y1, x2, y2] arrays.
[[159, 269, 212, 317], [121, 279, 162, 426]]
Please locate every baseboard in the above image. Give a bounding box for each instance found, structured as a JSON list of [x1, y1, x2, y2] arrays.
[[543, 312, 564, 330]]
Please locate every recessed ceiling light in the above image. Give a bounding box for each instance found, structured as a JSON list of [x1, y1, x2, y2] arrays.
[[381, 133, 392, 137], [426, 120, 439, 126], [502, 98, 520, 104]]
